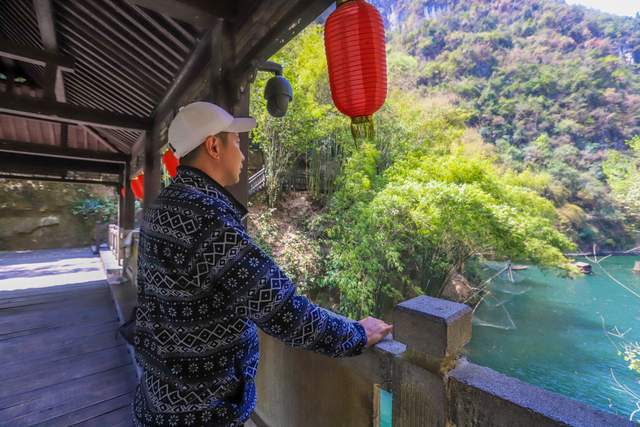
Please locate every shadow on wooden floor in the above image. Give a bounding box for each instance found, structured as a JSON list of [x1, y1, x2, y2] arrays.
[[0, 248, 137, 426]]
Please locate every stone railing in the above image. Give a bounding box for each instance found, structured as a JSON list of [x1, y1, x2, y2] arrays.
[[107, 230, 633, 426], [108, 225, 139, 269], [252, 296, 634, 427], [107, 224, 121, 265]]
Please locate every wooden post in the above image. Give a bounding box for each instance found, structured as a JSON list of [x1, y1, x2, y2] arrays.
[[210, 21, 250, 223], [143, 130, 161, 209], [227, 85, 250, 212], [115, 162, 136, 266], [118, 162, 136, 265], [120, 162, 135, 231]]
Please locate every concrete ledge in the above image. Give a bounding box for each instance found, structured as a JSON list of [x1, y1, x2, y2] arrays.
[[255, 331, 405, 427], [394, 295, 472, 358], [448, 359, 635, 427], [98, 248, 122, 285], [393, 357, 447, 427]]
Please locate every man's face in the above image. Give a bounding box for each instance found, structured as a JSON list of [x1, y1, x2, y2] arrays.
[[219, 132, 245, 185]]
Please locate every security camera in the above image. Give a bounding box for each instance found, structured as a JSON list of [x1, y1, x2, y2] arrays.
[[265, 75, 293, 117], [258, 61, 293, 117]]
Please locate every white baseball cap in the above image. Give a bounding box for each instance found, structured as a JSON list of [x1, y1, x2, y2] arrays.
[[168, 102, 257, 158]]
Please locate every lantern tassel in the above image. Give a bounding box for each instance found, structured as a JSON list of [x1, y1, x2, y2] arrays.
[[351, 115, 375, 141]]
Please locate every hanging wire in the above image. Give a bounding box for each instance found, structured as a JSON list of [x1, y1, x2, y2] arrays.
[[585, 245, 640, 300]]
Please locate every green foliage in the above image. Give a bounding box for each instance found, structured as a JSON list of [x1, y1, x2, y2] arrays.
[[71, 188, 117, 223], [248, 203, 325, 294], [377, 0, 640, 249], [245, 18, 581, 318], [603, 136, 640, 222], [251, 25, 350, 206], [323, 102, 575, 318]]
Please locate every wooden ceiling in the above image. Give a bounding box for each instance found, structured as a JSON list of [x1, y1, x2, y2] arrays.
[[0, 0, 333, 183]]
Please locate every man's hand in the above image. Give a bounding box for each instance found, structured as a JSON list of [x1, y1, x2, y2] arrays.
[[358, 316, 393, 348]]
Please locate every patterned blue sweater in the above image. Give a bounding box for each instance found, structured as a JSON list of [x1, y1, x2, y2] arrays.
[[132, 165, 368, 426]]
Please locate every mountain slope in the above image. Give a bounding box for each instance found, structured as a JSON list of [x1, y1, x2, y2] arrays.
[[371, 0, 640, 249]]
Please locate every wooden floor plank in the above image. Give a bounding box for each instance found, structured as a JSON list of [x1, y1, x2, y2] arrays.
[[0, 280, 106, 299], [0, 326, 125, 368], [0, 305, 118, 335], [0, 249, 137, 426], [74, 404, 135, 427], [0, 247, 96, 267], [0, 286, 111, 310], [0, 281, 108, 301], [0, 340, 127, 382], [33, 392, 134, 427], [0, 288, 112, 317], [0, 318, 118, 346], [0, 346, 131, 399], [0, 318, 118, 343], [0, 364, 137, 424]]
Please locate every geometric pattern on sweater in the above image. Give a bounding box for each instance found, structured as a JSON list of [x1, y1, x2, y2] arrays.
[[132, 165, 367, 427]]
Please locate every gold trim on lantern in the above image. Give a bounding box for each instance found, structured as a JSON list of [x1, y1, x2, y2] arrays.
[[351, 115, 375, 141]]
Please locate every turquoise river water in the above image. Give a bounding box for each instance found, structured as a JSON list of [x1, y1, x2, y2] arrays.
[[466, 256, 640, 420]]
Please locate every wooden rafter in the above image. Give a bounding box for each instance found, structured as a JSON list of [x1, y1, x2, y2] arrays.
[[60, 123, 68, 147], [0, 151, 124, 176], [0, 173, 120, 186], [0, 42, 74, 72], [152, 25, 217, 123], [0, 96, 152, 131], [125, 0, 239, 27], [33, 0, 67, 102], [129, 132, 147, 160], [234, 0, 333, 78], [0, 138, 129, 163], [82, 125, 130, 154]]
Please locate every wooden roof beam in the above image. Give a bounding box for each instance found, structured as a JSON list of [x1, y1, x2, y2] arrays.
[[82, 125, 130, 155], [0, 152, 124, 176], [234, 0, 333, 78], [129, 132, 147, 160], [125, 0, 238, 28], [151, 24, 217, 124], [0, 138, 129, 163], [0, 96, 152, 131], [0, 173, 120, 186], [33, 0, 66, 102], [0, 41, 74, 72]]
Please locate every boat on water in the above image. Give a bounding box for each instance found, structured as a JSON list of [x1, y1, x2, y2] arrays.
[[573, 261, 592, 274], [510, 265, 529, 271]]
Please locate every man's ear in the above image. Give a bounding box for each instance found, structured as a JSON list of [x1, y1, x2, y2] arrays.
[[203, 135, 221, 159]]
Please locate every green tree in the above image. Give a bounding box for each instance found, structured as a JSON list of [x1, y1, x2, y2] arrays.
[[71, 188, 117, 223], [375, 0, 640, 249], [603, 136, 640, 221], [251, 25, 349, 206], [323, 101, 576, 318]]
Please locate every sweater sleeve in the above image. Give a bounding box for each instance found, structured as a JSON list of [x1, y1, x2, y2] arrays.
[[202, 212, 368, 358]]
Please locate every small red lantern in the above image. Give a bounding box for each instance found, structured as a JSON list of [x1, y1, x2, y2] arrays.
[[325, 0, 387, 140], [119, 186, 125, 198], [130, 174, 144, 200], [162, 148, 179, 178]]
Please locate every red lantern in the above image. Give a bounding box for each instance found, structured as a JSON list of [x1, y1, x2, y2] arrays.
[[325, 0, 387, 140], [162, 148, 179, 178], [130, 174, 144, 200], [120, 186, 125, 198]]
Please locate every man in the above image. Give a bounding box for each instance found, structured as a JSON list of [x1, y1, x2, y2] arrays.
[[132, 102, 393, 426]]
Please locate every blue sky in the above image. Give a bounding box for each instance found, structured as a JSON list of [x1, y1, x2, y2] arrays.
[[566, 0, 639, 16]]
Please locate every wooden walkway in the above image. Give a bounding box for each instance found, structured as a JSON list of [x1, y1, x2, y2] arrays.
[[0, 248, 137, 426]]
